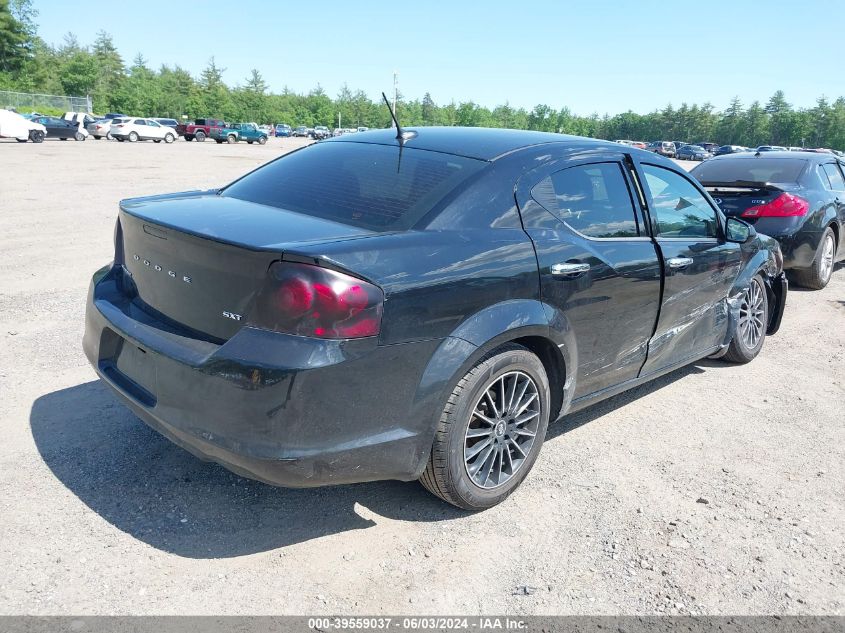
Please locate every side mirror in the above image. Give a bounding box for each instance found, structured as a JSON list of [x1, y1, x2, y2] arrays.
[[725, 216, 756, 243]]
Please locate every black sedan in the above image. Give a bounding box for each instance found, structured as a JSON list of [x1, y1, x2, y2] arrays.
[[83, 128, 786, 509], [31, 116, 86, 141], [677, 144, 712, 161], [714, 145, 748, 156], [692, 152, 845, 289]]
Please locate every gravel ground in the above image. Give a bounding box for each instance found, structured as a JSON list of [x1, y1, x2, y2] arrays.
[[0, 138, 842, 616]]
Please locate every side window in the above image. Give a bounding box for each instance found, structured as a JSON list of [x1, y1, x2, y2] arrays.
[[531, 162, 640, 238], [821, 163, 845, 191], [148, 120, 160, 128], [642, 164, 718, 239], [133, 119, 146, 126]]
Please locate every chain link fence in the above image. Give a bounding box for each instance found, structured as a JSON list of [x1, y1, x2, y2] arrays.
[[0, 90, 92, 114]]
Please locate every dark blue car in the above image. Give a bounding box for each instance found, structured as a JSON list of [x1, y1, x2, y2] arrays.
[[275, 123, 292, 137], [83, 128, 786, 509]]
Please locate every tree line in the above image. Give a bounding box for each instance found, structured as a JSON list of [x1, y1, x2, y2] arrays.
[[2, 0, 844, 149]]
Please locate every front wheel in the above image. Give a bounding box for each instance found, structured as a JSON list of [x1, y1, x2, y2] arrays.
[[724, 275, 768, 364], [420, 344, 550, 510], [258, 136, 267, 145], [164, 133, 175, 143], [791, 227, 836, 290], [30, 130, 44, 143]]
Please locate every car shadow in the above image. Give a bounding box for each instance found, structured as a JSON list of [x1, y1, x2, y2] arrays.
[[30, 381, 464, 559], [31, 362, 711, 559]]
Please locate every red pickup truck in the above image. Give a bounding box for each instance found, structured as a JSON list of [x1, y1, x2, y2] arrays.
[[183, 118, 226, 142]]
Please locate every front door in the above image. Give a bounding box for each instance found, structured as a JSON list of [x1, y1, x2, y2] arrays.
[[519, 156, 662, 399], [635, 162, 742, 376]]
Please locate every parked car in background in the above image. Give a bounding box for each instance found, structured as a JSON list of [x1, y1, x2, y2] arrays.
[[0, 108, 46, 142], [677, 144, 712, 161], [615, 139, 634, 146], [755, 146, 788, 153], [63, 112, 98, 129], [312, 125, 331, 140], [210, 122, 268, 145], [714, 145, 748, 156], [692, 151, 845, 289], [184, 118, 226, 142], [357, 126, 369, 133], [275, 124, 292, 137], [83, 128, 786, 510], [694, 142, 719, 154], [87, 118, 115, 140], [111, 118, 177, 143], [672, 141, 688, 151], [31, 116, 88, 141], [646, 141, 676, 157], [153, 118, 181, 136], [293, 125, 310, 137]]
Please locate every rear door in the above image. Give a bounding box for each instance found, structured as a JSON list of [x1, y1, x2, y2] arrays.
[[635, 161, 742, 376], [518, 153, 662, 398]]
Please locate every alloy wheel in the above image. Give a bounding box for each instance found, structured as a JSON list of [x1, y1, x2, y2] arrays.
[[738, 278, 765, 350], [819, 234, 835, 283], [463, 371, 541, 490]]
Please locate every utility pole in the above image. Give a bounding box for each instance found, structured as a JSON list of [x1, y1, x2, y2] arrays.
[[392, 71, 398, 127]]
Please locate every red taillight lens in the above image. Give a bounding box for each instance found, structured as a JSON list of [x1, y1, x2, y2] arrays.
[[741, 193, 809, 218], [255, 262, 383, 339]]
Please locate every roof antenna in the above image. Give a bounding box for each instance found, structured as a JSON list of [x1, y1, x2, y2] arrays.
[[382, 91, 404, 142]]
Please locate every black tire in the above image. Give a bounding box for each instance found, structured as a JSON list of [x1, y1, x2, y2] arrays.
[[420, 343, 551, 510], [791, 227, 836, 290], [724, 274, 768, 364], [30, 130, 44, 143], [16, 138, 27, 143], [93, 135, 101, 140], [227, 134, 237, 144], [195, 131, 206, 142], [74, 132, 85, 141], [128, 131, 138, 143], [117, 138, 124, 142], [153, 139, 161, 143], [106, 132, 113, 140], [258, 136, 267, 145], [215, 139, 223, 144], [60, 138, 68, 141], [164, 133, 175, 144], [185, 135, 193, 142], [247, 140, 254, 144]]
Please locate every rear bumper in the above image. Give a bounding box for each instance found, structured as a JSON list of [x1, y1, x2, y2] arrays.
[[83, 266, 441, 487]]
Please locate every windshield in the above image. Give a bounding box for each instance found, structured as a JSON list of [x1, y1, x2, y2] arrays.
[[692, 158, 807, 184], [222, 141, 486, 232]]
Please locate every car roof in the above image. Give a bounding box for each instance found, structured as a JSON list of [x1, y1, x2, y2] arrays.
[[707, 150, 834, 164], [326, 126, 625, 161]]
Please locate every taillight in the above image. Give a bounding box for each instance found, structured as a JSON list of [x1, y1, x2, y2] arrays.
[[742, 193, 809, 218], [253, 262, 383, 339]]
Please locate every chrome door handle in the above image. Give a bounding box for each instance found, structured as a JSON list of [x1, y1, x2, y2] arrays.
[[667, 257, 693, 269], [551, 262, 590, 277]]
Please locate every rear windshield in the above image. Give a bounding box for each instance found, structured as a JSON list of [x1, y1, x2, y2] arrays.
[[222, 141, 487, 231], [692, 158, 807, 184]]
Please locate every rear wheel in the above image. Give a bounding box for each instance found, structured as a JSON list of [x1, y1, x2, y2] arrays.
[[724, 274, 768, 364], [106, 132, 113, 140], [227, 134, 237, 144], [128, 131, 138, 142], [74, 132, 85, 141], [185, 135, 193, 141], [420, 344, 550, 510], [791, 227, 836, 290], [195, 131, 206, 142], [153, 139, 161, 143]]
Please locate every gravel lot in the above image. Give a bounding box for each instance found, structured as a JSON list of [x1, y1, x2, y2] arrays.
[[0, 138, 842, 616]]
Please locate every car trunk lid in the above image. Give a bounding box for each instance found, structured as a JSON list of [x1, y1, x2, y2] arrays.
[[117, 192, 374, 341], [700, 180, 797, 221]]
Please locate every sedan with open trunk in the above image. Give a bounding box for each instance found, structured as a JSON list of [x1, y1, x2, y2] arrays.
[[83, 128, 787, 509]]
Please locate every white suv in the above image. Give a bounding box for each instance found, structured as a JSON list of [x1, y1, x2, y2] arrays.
[[110, 118, 177, 143]]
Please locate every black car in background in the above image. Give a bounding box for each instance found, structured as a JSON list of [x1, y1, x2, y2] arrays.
[[31, 116, 85, 141], [83, 128, 786, 510], [714, 145, 747, 156], [677, 144, 712, 161], [153, 118, 181, 135], [692, 151, 845, 288]]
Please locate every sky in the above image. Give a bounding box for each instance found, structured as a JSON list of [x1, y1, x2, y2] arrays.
[[29, 0, 845, 115]]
